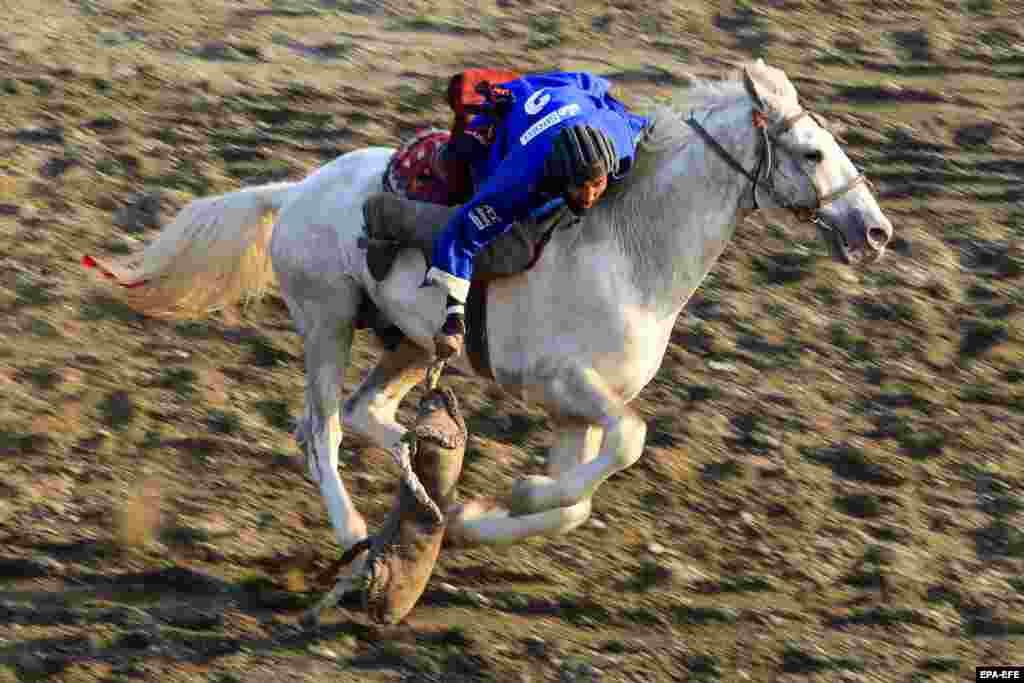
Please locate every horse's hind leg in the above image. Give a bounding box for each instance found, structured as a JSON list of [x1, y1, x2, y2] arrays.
[[341, 337, 430, 449], [287, 288, 368, 551]]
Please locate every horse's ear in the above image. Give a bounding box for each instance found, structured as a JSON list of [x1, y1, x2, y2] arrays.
[[743, 67, 768, 112]]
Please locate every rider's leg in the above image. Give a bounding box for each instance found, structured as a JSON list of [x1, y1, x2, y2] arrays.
[[375, 247, 447, 352]]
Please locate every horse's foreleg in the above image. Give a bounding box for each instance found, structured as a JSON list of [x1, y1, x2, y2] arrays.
[[296, 305, 367, 550], [445, 498, 592, 546], [506, 364, 646, 515], [445, 417, 607, 546], [341, 338, 430, 448]]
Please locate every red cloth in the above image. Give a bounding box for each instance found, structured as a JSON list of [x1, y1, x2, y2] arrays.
[[81, 254, 147, 288]]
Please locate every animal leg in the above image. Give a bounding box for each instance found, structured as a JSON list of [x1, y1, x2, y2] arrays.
[[295, 303, 367, 551], [445, 418, 605, 546], [445, 499, 592, 547], [341, 337, 430, 448], [507, 364, 646, 515]]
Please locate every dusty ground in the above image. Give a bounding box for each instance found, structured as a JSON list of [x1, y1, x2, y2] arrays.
[[1, 1, 1022, 681]]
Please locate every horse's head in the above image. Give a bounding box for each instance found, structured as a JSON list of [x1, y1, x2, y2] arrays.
[[741, 60, 893, 265]]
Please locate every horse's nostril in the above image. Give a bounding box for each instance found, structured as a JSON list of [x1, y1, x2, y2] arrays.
[[867, 227, 890, 250]]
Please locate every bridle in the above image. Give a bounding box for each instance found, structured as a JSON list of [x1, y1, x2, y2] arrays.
[[686, 106, 868, 233]]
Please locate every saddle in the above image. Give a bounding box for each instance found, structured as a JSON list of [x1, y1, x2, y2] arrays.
[[361, 192, 574, 283], [382, 68, 523, 207]]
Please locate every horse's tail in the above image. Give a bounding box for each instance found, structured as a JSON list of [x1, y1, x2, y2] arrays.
[[84, 181, 297, 319]]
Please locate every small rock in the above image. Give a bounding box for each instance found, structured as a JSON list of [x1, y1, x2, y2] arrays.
[[95, 606, 155, 629], [750, 433, 781, 449], [111, 661, 148, 677], [524, 635, 548, 657], [881, 81, 903, 96], [39, 156, 78, 178], [707, 360, 738, 372], [308, 644, 338, 659], [84, 115, 121, 131], [194, 543, 226, 563], [497, 592, 531, 611], [954, 121, 999, 148], [155, 606, 222, 630], [112, 64, 138, 80], [666, 560, 709, 587], [13, 654, 63, 679], [144, 541, 169, 556], [560, 659, 603, 681], [196, 42, 249, 62], [14, 126, 64, 144], [586, 517, 607, 530], [115, 630, 155, 649], [112, 190, 162, 232], [991, 135, 1024, 154], [747, 455, 779, 471], [36, 557, 65, 575], [646, 542, 666, 555], [928, 509, 955, 531], [592, 654, 621, 669], [465, 590, 491, 607], [0, 556, 58, 578]]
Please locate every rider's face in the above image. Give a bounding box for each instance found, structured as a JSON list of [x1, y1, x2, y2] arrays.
[[567, 175, 608, 210]]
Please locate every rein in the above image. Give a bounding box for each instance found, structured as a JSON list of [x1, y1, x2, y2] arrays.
[[686, 108, 867, 231]]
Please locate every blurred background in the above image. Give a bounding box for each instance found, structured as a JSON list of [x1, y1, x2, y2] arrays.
[[0, 1, 1021, 681]]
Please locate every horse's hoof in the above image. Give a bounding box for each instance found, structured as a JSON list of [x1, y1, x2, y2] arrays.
[[443, 497, 505, 548], [506, 475, 557, 515]]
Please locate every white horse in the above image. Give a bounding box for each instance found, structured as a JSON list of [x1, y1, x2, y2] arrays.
[[89, 60, 893, 563]]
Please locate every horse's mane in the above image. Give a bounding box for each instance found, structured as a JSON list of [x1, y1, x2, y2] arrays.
[[604, 73, 749, 203], [573, 74, 750, 301]]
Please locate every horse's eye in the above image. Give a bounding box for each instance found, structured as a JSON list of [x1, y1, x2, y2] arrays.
[[804, 150, 824, 164]]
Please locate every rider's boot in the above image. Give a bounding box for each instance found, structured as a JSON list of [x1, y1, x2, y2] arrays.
[[434, 297, 465, 360]]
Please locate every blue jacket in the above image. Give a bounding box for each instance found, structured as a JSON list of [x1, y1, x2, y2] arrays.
[[428, 72, 648, 299]]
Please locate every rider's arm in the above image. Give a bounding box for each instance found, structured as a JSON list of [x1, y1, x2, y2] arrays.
[[428, 150, 543, 297]]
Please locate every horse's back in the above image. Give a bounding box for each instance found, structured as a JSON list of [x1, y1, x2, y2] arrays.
[[282, 146, 394, 216], [271, 146, 394, 291]]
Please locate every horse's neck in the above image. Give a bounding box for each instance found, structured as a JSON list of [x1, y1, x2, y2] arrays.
[[596, 105, 760, 318]]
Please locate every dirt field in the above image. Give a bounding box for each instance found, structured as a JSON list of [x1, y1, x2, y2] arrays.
[[1, 1, 1022, 681]]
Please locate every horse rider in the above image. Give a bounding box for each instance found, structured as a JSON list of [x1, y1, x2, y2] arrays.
[[425, 71, 649, 359]]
